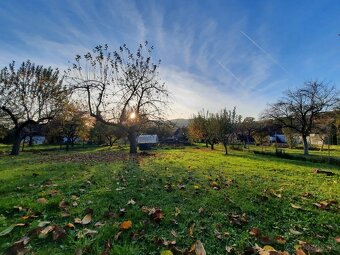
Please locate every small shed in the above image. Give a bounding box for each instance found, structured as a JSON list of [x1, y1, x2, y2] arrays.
[[137, 135, 159, 150]]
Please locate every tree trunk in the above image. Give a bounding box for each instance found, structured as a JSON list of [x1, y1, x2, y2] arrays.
[[210, 143, 214, 150], [302, 135, 309, 155], [11, 134, 22, 156], [224, 143, 228, 155], [128, 130, 137, 154], [28, 135, 33, 146]]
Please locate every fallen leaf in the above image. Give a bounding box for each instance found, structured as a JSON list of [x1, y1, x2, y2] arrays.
[[77, 228, 98, 239], [37, 198, 48, 204], [101, 240, 113, 255], [81, 214, 92, 225], [160, 250, 174, 255], [195, 240, 206, 255], [59, 200, 69, 209], [290, 204, 302, 210], [225, 246, 234, 253], [94, 221, 105, 228], [52, 225, 66, 241], [290, 229, 302, 235], [274, 236, 287, 244], [114, 230, 122, 240], [66, 223, 75, 229], [74, 218, 82, 224], [188, 223, 195, 237], [38, 225, 55, 238], [198, 207, 204, 214], [0, 223, 26, 237], [175, 207, 181, 217], [171, 230, 178, 238], [38, 221, 51, 227], [4, 237, 30, 255], [229, 213, 248, 226], [296, 249, 307, 255], [249, 227, 261, 237], [120, 220, 132, 230], [127, 199, 136, 205]]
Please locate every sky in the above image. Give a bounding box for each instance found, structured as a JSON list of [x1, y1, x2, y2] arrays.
[[0, 0, 339, 119]]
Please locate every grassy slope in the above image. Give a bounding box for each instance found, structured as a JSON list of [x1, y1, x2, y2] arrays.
[[0, 145, 339, 254]]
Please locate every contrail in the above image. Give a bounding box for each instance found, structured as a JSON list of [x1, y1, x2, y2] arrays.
[[240, 31, 290, 75], [216, 60, 243, 85]]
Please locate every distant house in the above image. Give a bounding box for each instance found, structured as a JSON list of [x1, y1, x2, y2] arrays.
[[269, 134, 286, 143], [137, 134, 159, 150], [23, 135, 46, 145], [162, 128, 189, 145]]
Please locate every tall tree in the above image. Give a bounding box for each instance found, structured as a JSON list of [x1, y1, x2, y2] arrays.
[[263, 81, 339, 155], [0, 61, 68, 155], [67, 42, 169, 153]]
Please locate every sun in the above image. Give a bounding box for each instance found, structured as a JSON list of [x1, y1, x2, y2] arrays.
[[130, 112, 136, 119]]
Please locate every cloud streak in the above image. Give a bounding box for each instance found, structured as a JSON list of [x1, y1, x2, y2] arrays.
[[240, 30, 290, 75]]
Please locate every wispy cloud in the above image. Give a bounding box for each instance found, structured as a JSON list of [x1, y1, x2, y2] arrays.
[[240, 30, 290, 75]]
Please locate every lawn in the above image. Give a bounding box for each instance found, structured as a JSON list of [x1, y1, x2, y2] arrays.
[[0, 145, 339, 254]]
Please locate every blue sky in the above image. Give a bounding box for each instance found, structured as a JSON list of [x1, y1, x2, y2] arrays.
[[0, 0, 339, 119]]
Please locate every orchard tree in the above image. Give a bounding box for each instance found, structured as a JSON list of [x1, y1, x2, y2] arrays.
[[90, 121, 125, 146], [216, 108, 242, 154], [67, 42, 169, 153], [263, 81, 339, 155], [239, 117, 256, 148], [0, 61, 68, 155], [282, 127, 298, 149], [46, 103, 92, 151]]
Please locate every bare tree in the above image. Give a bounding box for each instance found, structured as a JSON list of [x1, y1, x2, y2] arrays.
[[263, 81, 339, 155], [0, 61, 68, 155], [66, 42, 169, 153]]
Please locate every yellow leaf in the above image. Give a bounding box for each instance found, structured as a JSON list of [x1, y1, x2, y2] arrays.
[[263, 245, 276, 251], [120, 220, 132, 230], [160, 250, 173, 255], [175, 207, 181, 217]]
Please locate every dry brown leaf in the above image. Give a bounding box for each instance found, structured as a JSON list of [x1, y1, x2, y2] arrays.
[[114, 230, 122, 241], [188, 223, 195, 237], [66, 223, 75, 229], [81, 214, 92, 225], [4, 237, 30, 255], [171, 230, 178, 238], [249, 227, 261, 237], [274, 236, 287, 244], [295, 249, 307, 255], [52, 225, 66, 241], [289, 229, 302, 235], [195, 240, 206, 255], [37, 198, 48, 204], [38, 225, 55, 238]]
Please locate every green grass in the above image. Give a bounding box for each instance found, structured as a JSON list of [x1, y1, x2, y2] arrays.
[[0, 145, 339, 254]]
